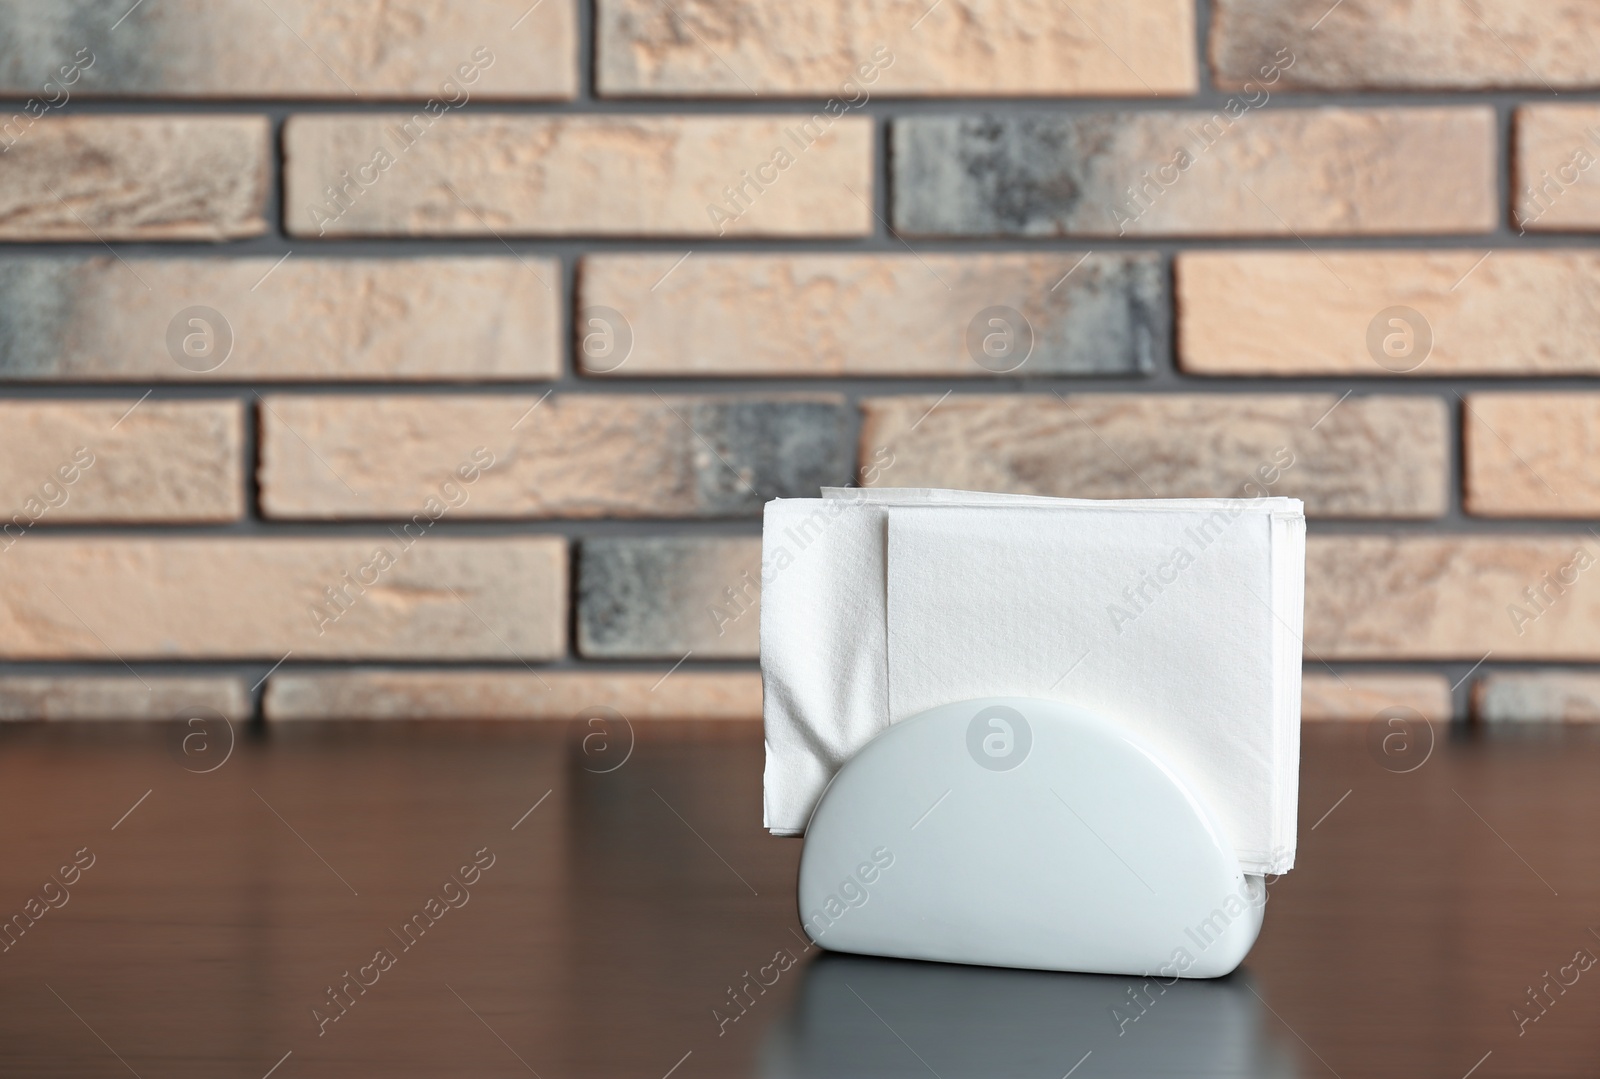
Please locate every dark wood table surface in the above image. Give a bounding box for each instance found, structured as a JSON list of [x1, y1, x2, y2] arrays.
[[1, 717, 1597, 1078]]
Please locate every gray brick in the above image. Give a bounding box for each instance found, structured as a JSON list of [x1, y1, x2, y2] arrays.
[[1475, 673, 1600, 723], [0, 258, 558, 381], [862, 394, 1448, 518], [0, 1, 576, 99], [258, 395, 853, 519], [1212, 0, 1600, 91], [0, 676, 248, 721], [578, 537, 760, 659], [688, 399, 855, 514], [891, 109, 1494, 237], [579, 253, 1164, 376], [264, 669, 761, 720]]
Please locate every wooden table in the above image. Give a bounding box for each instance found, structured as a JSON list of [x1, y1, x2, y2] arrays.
[[0, 718, 1596, 1077]]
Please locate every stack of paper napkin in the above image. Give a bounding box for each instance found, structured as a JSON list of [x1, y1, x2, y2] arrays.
[[761, 488, 1305, 876]]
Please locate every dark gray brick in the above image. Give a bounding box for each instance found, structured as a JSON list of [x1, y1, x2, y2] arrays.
[[687, 399, 855, 515], [577, 537, 761, 659]]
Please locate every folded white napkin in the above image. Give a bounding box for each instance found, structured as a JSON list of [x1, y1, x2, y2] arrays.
[[758, 497, 888, 838], [761, 488, 1305, 876]]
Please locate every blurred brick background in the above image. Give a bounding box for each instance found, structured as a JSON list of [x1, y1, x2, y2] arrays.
[[0, 0, 1597, 724]]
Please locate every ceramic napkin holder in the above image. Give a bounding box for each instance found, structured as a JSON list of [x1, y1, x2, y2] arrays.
[[796, 696, 1266, 979]]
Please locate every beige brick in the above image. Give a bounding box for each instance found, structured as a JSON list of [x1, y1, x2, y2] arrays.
[[283, 115, 871, 237], [0, 401, 241, 524], [0, 117, 267, 241], [265, 669, 760, 720], [0, 676, 249, 721], [257, 395, 851, 519], [1513, 105, 1600, 231], [597, 0, 1195, 97], [1475, 672, 1600, 722], [1464, 394, 1600, 518], [1212, 1, 1600, 91], [578, 253, 1163, 376], [0, 1, 576, 99], [1307, 536, 1600, 660], [1178, 251, 1600, 376], [860, 394, 1447, 518], [894, 108, 1495, 237], [0, 538, 565, 660], [1300, 673, 1452, 723], [0, 258, 559, 381]]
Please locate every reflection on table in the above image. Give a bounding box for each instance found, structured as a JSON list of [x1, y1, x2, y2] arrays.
[[762, 952, 1299, 1078]]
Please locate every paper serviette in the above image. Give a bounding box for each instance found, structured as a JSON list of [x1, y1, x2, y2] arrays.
[[759, 497, 888, 842], [760, 489, 1305, 876]]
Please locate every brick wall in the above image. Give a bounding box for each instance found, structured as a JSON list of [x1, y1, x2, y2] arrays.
[[1, 0, 1597, 724]]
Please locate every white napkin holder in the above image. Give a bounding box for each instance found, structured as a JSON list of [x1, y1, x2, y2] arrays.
[[797, 697, 1265, 978]]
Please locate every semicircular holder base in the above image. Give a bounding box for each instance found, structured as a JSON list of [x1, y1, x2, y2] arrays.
[[796, 697, 1265, 978]]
